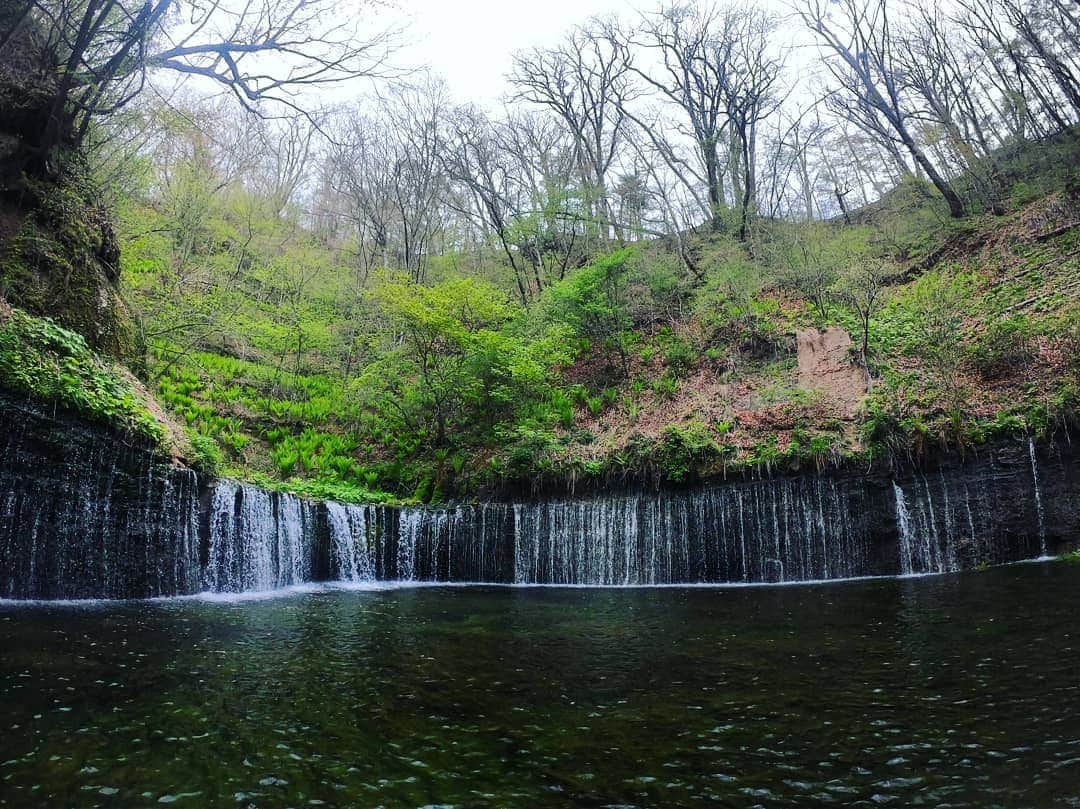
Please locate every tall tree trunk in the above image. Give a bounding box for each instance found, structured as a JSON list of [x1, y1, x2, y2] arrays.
[[705, 147, 725, 231], [891, 115, 966, 217]]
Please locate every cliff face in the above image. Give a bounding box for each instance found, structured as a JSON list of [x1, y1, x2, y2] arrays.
[[0, 157, 143, 365], [0, 396, 199, 599], [0, 26, 142, 366], [1, 395, 1077, 599]]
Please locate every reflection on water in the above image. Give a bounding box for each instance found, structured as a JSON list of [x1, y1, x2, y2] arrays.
[[1, 562, 1079, 807]]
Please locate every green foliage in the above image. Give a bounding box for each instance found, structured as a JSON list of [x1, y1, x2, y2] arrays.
[[692, 259, 790, 362], [694, 255, 762, 334], [626, 249, 694, 324], [658, 329, 696, 375], [498, 422, 558, 478], [1063, 308, 1080, 377], [656, 422, 720, 482], [188, 433, 224, 474], [0, 307, 162, 442], [970, 316, 1036, 379], [241, 469, 396, 506], [832, 258, 895, 371], [652, 373, 679, 400], [543, 248, 636, 374], [544, 249, 633, 335], [548, 388, 576, 429], [766, 221, 873, 321], [345, 273, 577, 498], [878, 271, 976, 362], [860, 175, 954, 261], [102, 124, 1077, 498]]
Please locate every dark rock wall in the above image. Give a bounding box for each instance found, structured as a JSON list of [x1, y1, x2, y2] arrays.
[[0, 397, 199, 599], [1, 397, 1077, 598]]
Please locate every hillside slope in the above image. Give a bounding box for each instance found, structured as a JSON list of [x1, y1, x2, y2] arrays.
[[104, 134, 1078, 502], [536, 189, 1077, 492], [0, 130, 1076, 504]]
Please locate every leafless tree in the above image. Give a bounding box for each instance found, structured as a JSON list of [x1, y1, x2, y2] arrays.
[[497, 109, 588, 284], [622, 3, 738, 232], [251, 116, 318, 217], [800, 0, 967, 218], [723, 7, 784, 239], [328, 111, 397, 281], [954, 0, 1077, 135], [328, 80, 447, 284], [896, 3, 1005, 212], [382, 80, 447, 283], [442, 105, 536, 302], [2, 0, 397, 166], [510, 19, 634, 243]]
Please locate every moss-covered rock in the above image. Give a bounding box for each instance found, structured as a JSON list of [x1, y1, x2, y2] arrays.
[[0, 19, 143, 366], [0, 302, 162, 443], [0, 154, 144, 365]]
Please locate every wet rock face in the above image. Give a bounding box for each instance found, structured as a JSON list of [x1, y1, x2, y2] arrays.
[[890, 440, 1080, 573], [1, 395, 1078, 598], [0, 397, 200, 599]]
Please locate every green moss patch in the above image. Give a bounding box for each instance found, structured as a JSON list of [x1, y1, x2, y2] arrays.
[[0, 305, 163, 443]]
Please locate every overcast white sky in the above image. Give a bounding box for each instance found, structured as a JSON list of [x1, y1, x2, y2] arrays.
[[382, 0, 798, 106], [384, 0, 630, 103]]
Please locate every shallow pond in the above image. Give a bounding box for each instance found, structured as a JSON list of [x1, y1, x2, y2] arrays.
[[2, 562, 1079, 807]]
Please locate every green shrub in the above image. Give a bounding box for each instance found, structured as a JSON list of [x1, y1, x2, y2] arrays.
[[661, 332, 696, 375], [632, 252, 693, 324], [652, 373, 678, 399], [0, 307, 163, 442], [970, 316, 1036, 379], [273, 448, 299, 477], [1009, 180, 1041, 207], [543, 248, 635, 373], [657, 422, 719, 482], [501, 424, 557, 476], [548, 389, 576, 428], [694, 257, 761, 336], [188, 434, 224, 474]]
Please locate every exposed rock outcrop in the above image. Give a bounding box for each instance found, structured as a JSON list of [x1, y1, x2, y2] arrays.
[[0, 23, 142, 364], [797, 327, 867, 417]]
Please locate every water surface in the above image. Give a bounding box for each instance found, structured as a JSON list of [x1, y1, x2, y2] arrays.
[[2, 563, 1079, 807]]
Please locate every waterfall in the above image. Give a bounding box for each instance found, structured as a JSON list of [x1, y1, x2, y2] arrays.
[[325, 502, 376, 582], [507, 478, 874, 585], [204, 482, 316, 592], [0, 417, 202, 599], [2, 390, 1074, 598], [1028, 437, 1048, 557], [397, 508, 421, 580], [886, 449, 1058, 575], [894, 476, 954, 574], [387, 504, 510, 582], [206, 483, 238, 589], [275, 494, 310, 586], [918, 475, 943, 572], [894, 482, 914, 575]]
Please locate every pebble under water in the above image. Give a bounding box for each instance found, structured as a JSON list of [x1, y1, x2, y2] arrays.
[[1, 563, 1079, 807]]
